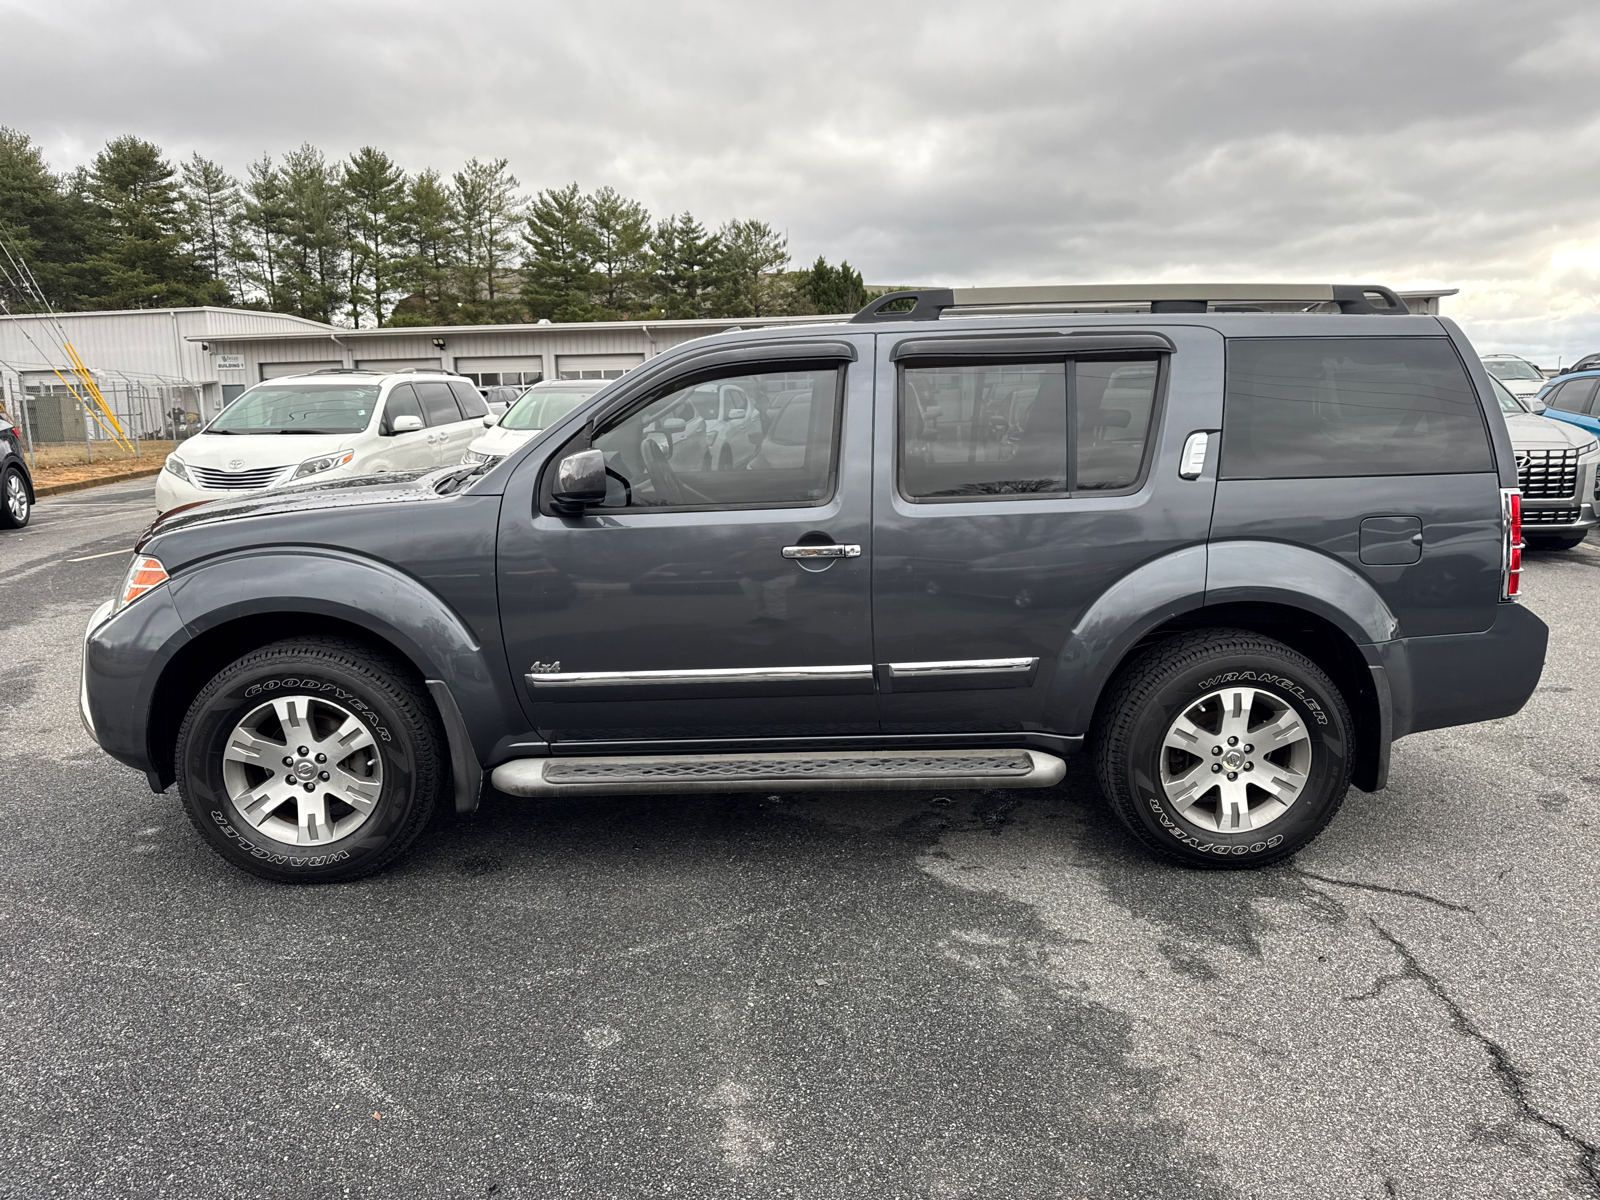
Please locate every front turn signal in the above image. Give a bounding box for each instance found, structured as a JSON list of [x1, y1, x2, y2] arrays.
[[116, 555, 169, 612]]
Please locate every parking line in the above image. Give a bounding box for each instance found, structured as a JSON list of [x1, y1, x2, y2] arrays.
[[67, 548, 131, 562]]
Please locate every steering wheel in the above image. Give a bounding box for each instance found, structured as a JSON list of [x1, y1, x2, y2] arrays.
[[641, 436, 686, 504]]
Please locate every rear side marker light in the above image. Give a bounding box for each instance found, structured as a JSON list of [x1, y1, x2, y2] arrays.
[[1501, 489, 1523, 600], [121, 556, 169, 607]]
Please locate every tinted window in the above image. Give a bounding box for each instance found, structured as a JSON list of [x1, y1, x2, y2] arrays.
[[589, 367, 839, 509], [1222, 338, 1492, 479], [416, 381, 463, 426], [899, 359, 1158, 500], [502, 389, 596, 431], [383, 384, 423, 433], [205, 384, 378, 435], [449, 380, 489, 419], [1547, 377, 1597, 414]]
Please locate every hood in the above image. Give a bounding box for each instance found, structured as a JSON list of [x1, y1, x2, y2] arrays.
[[1499, 378, 1546, 398], [139, 468, 439, 547], [172, 430, 359, 473], [469, 424, 541, 456], [1506, 412, 1599, 452]]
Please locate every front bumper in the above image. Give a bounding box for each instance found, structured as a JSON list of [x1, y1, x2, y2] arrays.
[[1520, 495, 1598, 536]]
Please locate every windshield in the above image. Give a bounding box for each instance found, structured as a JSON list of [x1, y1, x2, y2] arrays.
[[500, 390, 593, 431], [1490, 376, 1527, 414], [206, 384, 378, 435], [1484, 358, 1543, 383]]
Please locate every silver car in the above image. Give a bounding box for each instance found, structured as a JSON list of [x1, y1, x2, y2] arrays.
[[1492, 376, 1600, 550]]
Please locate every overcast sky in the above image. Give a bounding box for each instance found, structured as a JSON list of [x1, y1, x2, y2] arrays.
[[6, 0, 1600, 360]]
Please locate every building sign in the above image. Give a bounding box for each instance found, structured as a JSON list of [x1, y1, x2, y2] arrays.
[[216, 353, 245, 371]]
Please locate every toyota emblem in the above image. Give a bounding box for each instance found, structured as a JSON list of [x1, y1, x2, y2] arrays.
[[228, 458, 244, 471]]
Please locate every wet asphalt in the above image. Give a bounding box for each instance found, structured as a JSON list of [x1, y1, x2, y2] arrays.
[[2, 477, 1598, 1199]]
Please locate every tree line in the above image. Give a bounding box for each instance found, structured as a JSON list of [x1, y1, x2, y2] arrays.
[[0, 128, 877, 328]]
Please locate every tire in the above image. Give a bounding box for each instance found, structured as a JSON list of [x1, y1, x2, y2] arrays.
[[1092, 628, 1353, 869], [1526, 533, 1586, 551], [175, 637, 446, 883], [0, 467, 30, 529]]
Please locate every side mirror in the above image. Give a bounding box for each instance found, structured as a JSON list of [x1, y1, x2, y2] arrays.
[[727, 408, 746, 419], [660, 418, 686, 435], [551, 448, 607, 514], [483, 415, 496, 427], [392, 415, 423, 434]]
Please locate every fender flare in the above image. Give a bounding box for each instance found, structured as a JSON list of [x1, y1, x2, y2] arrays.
[[161, 548, 516, 807], [1203, 540, 1399, 644]]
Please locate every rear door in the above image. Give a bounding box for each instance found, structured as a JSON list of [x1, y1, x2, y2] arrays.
[[870, 326, 1220, 741], [1209, 335, 1502, 637], [415, 381, 469, 465], [1542, 375, 1600, 436]]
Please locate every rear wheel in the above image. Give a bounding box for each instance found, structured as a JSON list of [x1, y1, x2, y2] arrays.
[[0, 467, 30, 529], [175, 637, 445, 883], [1525, 533, 1586, 551], [1093, 629, 1352, 868]]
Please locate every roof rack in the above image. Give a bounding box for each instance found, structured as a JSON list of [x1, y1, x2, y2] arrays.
[[310, 367, 380, 374], [851, 283, 1412, 322], [393, 366, 463, 376]]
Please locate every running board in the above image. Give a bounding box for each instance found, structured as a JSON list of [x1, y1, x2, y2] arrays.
[[490, 748, 1066, 798]]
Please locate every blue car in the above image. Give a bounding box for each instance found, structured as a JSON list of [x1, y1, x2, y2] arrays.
[[1535, 368, 1600, 436]]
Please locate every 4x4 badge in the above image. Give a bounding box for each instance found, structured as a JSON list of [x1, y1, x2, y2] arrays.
[[529, 661, 561, 674]]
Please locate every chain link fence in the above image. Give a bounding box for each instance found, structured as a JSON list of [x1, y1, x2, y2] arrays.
[[0, 376, 205, 471]]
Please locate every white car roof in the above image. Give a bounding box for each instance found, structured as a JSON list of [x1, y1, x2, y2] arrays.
[[257, 370, 463, 386]]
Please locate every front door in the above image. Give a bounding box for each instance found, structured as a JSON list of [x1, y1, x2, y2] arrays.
[[497, 342, 876, 746], [870, 326, 1220, 742]]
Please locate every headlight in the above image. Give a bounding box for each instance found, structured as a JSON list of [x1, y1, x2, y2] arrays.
[[164, 456, 190, 483], [112, 555, 168, 614], [461, 449, 502, 467], [289, 450, 355, 481]]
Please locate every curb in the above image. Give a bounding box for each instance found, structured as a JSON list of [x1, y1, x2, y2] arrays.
[[34, 464, 164, 498]]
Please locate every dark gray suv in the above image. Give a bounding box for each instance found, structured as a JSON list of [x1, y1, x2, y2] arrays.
[[80, 283, 1547, 882]]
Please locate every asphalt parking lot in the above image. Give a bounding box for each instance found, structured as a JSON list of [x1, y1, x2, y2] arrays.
[[2, 477, 1598, 1200]]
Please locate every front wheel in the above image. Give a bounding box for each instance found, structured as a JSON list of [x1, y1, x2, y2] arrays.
[[1093, 629, 1353, 868], [175, 637, 446, 883], [0, 467, 30, 529]]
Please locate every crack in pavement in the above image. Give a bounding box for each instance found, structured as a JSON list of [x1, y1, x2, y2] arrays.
[[1367, 920, 1600, 1195], [1291, 868, 1476, 914]]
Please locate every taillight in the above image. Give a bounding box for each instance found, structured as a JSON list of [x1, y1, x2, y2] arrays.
[[1501, 489, 1522, 600]]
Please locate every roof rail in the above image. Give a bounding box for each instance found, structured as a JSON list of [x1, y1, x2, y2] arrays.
[[310, 367, 379, 374], [393, 366, 463, 376], [851, 283, 1412, 322]]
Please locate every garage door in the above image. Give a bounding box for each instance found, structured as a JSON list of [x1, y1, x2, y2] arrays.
[[556, 354, 644, 380], [354, 358, 447, 373], [454, 356, 546, 388], [260, 361, 339, 380]]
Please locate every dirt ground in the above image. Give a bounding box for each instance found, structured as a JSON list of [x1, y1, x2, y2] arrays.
[[20, 440, 174, 491]]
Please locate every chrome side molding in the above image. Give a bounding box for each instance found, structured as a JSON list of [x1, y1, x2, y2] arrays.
[[881, 657, 1039, 693], [526, 663, 876, 700]]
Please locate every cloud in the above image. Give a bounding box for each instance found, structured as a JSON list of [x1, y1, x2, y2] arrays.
[[5, 0, 1600, 357]]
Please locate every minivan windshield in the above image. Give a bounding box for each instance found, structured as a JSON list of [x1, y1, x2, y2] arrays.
[[1484, 358, 1544, 383], [206, 384, 379, 435], [500, 389, 593, 431]]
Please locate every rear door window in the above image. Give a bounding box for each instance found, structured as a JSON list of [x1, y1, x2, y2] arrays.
[[1221, 337, 1493, 479], [415, 381, 464, 426], [1547, 377, 1598, 414], [898, 358, 1159, 500]]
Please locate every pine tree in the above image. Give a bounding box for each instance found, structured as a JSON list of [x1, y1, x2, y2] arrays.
[[387, 168, 458, 325], [711, 219, 790, 317], [650, 212, 719, 319], [180, 153, 243, 304], [343, 146, 407, 327], [81, 136, 220, 309], [452, 157, 521, 316], [239, 155, 288, 311], [521, 182, 596, 321], [800, 256, 868, 314], [277, 143, 348, 324], [588, 186, 652, 317], [0, 127, 94, 310]]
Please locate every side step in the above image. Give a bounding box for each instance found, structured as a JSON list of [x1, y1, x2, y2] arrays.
[[490, 748, 1066, 798]]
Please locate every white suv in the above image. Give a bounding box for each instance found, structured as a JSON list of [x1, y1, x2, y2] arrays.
[[155, 370, 489, 514]]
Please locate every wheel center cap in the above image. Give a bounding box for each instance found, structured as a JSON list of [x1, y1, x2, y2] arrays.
[[294, 761, 317, 780], [1222, 749, 1247, 771]]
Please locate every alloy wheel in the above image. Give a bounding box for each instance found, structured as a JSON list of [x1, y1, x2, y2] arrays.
[[1158, 686, 1312, 832]]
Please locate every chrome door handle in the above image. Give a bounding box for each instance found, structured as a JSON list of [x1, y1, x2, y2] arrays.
[[782, 544, 862, 559]]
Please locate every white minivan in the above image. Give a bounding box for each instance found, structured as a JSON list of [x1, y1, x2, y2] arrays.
[[155, 370, 489, 513]]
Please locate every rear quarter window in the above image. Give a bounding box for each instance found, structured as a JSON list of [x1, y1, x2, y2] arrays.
[[1222, 337, 1493, 479]]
